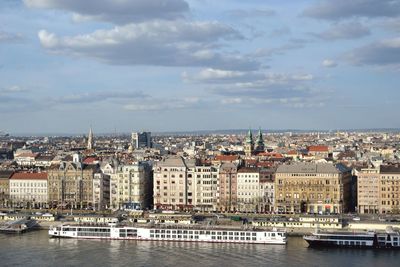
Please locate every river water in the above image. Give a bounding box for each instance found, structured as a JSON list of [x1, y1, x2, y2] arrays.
[[1, 231, 399, 267]]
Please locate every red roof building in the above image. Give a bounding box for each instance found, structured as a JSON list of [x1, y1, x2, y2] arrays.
[[10, 172, 47, 180]]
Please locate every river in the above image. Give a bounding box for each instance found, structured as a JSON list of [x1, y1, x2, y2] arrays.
[[0, 231, 399, 266]]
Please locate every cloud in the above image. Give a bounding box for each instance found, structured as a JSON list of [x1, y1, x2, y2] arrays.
[[221, 98, 242, 105], [38, 21, 259, 70], [322, 59, 338, 68], [184, 68, 314, 85], [303, 0, 400, 20], [269, 26, 291, 38], [123, 97, 203, 111], [24, 0, 189, 24], [252, 39, 308, 58], [380, 18, 400, 33], [0, 31, 24, 43], [0, 85, 27, 93], [219, 95, 326, 109], [346, 37, 400, 66], [52, 91, 148, 104], [312, 22, 370, 40], [228, 8, 276, 19], [182, 68, 264, 83], [186, 69, 328, 109]]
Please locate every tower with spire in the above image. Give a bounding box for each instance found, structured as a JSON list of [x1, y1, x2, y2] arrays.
[[87, 127, 94, 150], [255, 127, 265, 153], [244, 128, 254, 156]]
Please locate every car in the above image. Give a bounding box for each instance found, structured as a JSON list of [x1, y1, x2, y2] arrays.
[[352, 217, 361, 221]]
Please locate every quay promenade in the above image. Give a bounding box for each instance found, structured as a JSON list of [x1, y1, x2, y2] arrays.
[[1, 209, 400, 235]]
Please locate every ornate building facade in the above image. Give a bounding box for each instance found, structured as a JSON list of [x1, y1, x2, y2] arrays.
[[47, 159, 102, 209]]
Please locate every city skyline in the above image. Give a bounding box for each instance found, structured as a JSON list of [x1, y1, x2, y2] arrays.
[[1, 0, 400, 134]]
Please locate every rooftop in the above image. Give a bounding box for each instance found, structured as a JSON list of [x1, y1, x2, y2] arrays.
[[10, 172, 47, 180], [276, 162, 349, 174]]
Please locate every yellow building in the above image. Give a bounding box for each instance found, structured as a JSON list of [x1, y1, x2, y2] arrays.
[[47, 161, 100, 209], [379, 165, 400, 214], [275, 163, 352, 214]]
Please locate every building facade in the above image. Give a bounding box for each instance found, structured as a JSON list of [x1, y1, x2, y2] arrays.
[[132, 132, 152, 149], [237, 167, 260, 212], [47, 161, 100, 209], [218, 162, 238, 212], [110, 162, 153, 210], [9, 172, 48, 208], [190, 165, 219, 211], [275, 163, 352, 214], [153, 157, 193, 210], [357, 167, 380, 214], [379, 165, 400, 214], [259, 168, 275, 213], [93, 172, 110, 211], [0, 171, 12, 207]]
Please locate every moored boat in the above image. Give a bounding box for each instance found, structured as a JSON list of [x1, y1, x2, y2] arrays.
[[0, 219, 38, 234], [303, 227, 400, 249], [49, 223, 287, 245]]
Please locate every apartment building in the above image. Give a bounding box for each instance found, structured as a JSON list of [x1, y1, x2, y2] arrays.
[[9, 172, 48, 208], [218, 162, 238, 212], [47, 160, 101, 209], [357, 167, 380, 214], [379, 165, 400, 214], [153, 156, 195, 210], [190, 165, 219, 211], [237, 167, 260, 212], [110, 162, 153, 210], [275, 163, 352, 214]]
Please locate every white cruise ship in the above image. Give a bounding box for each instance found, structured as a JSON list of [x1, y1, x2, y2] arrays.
[[49, 224, 287, 245]]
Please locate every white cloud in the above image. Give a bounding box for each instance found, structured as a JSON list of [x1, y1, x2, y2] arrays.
[[184, 68, 314, 85], [0, 85, 28, 93], [346, 37, 400, 66], [312, 22, 370, 40], [38, 21, 259, 70], [303, 0, 400, 20], [221, 98, 242, 105], [123, 97, 202, 111], [227, 8, 276, 19], [322, 59, 338, 68], [24, 0, 189, 24]]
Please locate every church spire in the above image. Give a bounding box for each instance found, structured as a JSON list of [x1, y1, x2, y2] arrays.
[[87, 127, 94, 150], [244, 128, 254, 156], [255, 127, 265, 153]]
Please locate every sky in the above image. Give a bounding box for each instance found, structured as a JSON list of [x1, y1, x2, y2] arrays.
[[1, 0, 400, 134]]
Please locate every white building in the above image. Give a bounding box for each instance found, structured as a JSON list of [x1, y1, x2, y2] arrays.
[[189, 165, 219, 211], [9, 172, 48, 208], [237, 168, 260, 212], [153, 157, 192, 210]]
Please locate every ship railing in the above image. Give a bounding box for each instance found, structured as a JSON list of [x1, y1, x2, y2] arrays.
[[133, 222, 286, 232]]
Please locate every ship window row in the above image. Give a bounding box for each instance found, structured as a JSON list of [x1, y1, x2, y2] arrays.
[[338, 241, 367, 246], [324, 235, 373, 240], [150, 229, 256, 236], [77, 232, 110, 237], [119, 229, 137, 233], [211, 236, 256, 241], [150, 234, 200, 239], [76, 228, 111, 233], [148, 234, 257, 241]]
